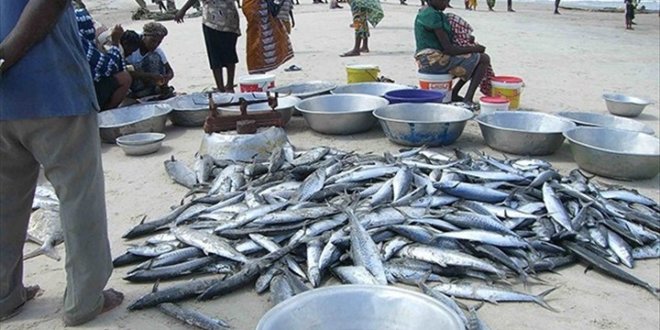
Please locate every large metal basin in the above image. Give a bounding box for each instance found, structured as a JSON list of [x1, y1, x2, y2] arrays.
[[374, 103, 474, 146], [331, 82, 413, 97], [269, 81, 337, 99], [475, 111, 577, 156], [98, 103, 172, 143], [166, 93, 209, 127], [557, 111, 655, 135], [563, 127, 660, 180], [295, 94, 389, 135], [603, 93, 653, 117], [257, 285, 465, 330], [217, 95, 300, 126]]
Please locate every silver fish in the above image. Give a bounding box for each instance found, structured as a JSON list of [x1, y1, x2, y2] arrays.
[[430, 282, 558, 311], [164, 156, 197, 189], [171, 226, 248, 263], [542, 182, 573, 232], [346, 209, 388, 285], [290, 168, 326, 203], [24, 208, 63, 261], [332, 266, 381, 285]]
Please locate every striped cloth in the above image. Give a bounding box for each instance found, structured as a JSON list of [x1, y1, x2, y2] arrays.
[[75, 9, 125, 82]]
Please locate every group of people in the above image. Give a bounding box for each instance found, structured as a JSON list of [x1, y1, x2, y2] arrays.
[[73, 1, 177, 110], [174, 0, 296, 92]]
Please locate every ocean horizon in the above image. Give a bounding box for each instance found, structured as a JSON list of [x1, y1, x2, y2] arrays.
[[524, 0, 659, 11]]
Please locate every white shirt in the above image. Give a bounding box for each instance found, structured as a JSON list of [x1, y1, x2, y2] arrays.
[[125, 47, 168, 65]]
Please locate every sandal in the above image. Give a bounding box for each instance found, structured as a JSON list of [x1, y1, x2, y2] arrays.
[[284, 65, 302, 72]]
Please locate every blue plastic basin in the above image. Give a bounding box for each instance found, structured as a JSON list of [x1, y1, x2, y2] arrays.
[[383, 89, 445, 104]]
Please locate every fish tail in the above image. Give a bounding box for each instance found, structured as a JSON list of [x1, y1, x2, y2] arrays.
[[534, 286, 559, 312], [24, 244, 61, 261]]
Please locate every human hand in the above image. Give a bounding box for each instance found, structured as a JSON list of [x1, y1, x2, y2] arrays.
[[291, 20, 295, 28], [475, 45, 486, 53], [174, 10, 186, 23], [153, 74, 166, 86], [110, 25, 124, 45]]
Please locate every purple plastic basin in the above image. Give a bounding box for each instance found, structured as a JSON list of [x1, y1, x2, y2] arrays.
[[384, 89, 445, 104]]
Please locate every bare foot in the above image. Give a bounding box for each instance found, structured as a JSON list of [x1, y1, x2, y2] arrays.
[[340, 50, 360, 57], [0, 285, 42, 321], [100, 289, 124, 314], [508, 7, 515, 12], [359, 47, 370, 53], [63, 289, 124, 326]]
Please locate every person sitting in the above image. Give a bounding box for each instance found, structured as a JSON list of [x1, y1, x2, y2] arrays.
[[414, 0, 491, 104], [75, 8, 132, 110], [120, 23, 175, 99]]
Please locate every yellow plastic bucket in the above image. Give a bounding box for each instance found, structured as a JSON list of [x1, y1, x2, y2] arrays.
[[491, 76, 524, 109], [346, 64, 380, 84]]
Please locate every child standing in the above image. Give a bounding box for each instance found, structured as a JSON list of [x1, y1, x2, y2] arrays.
[[278, 0, 295, 34], [625, 0, 635, 30]]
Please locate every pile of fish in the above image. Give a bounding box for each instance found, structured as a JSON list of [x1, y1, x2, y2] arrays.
[[114, 144, 660, 329]]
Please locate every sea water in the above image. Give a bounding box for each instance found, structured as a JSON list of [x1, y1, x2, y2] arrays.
[[523, 0, 659, 11]]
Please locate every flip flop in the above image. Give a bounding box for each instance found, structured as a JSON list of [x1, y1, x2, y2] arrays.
[[284, 65, 302, 72]]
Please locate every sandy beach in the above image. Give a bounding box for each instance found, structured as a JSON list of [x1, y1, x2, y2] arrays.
[[3, 1, 659, 329]]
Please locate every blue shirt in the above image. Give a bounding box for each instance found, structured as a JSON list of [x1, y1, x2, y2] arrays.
[[0, 1, 99, 120]]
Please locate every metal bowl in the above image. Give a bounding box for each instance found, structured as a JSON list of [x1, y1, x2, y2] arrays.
[[557, 111, 655, 135], [563, 127, 660, 180], [166, 93, 209, 127], [331, 82, 413, 97], [269, 81, 337, 99], [374, 103, 474, 146], [295, 94, 389, 135], [116, 140, 163, 156], [475, 111, 577, 155], [115, 132, 165, 145], [257, 285, 465, 330], [217, 95, 300, 125], [603, 93, 653, 117], [98, 103, 172, 143]]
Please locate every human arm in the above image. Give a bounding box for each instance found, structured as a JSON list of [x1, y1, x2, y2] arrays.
[[163, 62, 174, 83], [290, 10, 295, 28], [175, 0, 198, 22], [432, 27, 484, 56], [0, 0, 70, 74]]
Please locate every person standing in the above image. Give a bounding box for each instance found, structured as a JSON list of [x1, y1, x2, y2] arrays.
[[340, 0, 384, 57], [624, 0, 635, 30], [242, 0, 294, 73], [278, 0, 296, 34], [0, 0, 123, 325], [176, 0, 241, 92]]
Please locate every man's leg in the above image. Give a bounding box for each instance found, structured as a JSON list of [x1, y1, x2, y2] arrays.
[[26, 113, 113, 325], [0, 121, 41, 319]]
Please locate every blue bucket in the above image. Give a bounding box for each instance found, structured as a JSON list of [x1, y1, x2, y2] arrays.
[[383, 89, 445, 104]]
